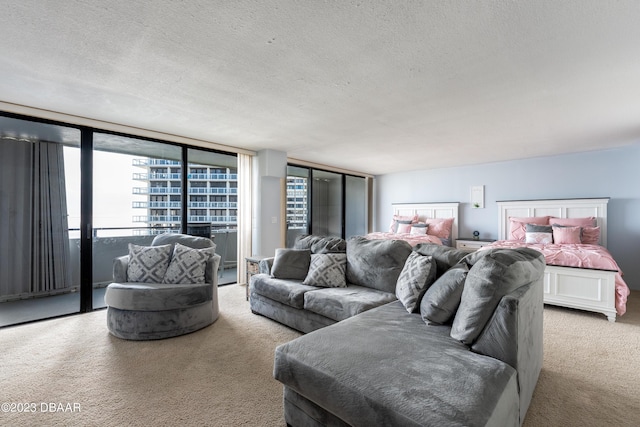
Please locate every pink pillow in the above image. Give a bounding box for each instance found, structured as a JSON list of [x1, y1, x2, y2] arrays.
[[550, 217, 596, 227], [581, 226, 601, 245], [425, 218, 455, 239], [389, 215, 418, 232], [508, 216, 550, 241], [552, 226, 582, 244]]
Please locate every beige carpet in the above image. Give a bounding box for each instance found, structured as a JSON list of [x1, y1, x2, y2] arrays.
[[1, 285, 639, 427]]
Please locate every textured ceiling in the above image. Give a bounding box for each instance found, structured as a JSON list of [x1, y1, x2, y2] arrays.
[[1, 1, 639, 175]]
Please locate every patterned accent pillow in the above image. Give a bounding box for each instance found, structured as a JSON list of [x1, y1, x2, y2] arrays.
[[163, 243, 214, 284], [396, 252, 437, 313], [525, 224, 553, 244], [410, 223, 428, 235], [127, 243, 172, 283], [303, 253, 347, 287]]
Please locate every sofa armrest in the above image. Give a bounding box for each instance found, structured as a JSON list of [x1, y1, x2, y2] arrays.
[[113, 255, 129, 282], [259, 257, 274, 274], [471, 277, 543, 426]]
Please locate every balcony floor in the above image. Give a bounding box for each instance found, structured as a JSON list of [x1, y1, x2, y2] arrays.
[[0, 268, 237, 328]]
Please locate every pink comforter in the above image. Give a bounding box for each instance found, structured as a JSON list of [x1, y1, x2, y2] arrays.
[[482, 241, 630, 316], [364, 232, 443, 248]]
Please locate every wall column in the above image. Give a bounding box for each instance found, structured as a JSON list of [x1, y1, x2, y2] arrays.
[[252, 149, 287, 256]]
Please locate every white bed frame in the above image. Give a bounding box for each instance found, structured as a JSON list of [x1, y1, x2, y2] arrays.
[[392, 202, 459, 245], [497, 198, 617, 322]]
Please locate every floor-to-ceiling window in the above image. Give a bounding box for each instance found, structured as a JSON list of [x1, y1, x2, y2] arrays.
[[91, 133, 183, 308], [311, 170, 343, 237], [345, 175, 368, 238], [187, 148, 238, 285], [0, 116, 81, 326], [0, 112, 242, 327], [285, 164, 369, 246]]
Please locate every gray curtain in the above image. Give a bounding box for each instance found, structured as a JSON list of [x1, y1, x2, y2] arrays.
[[0, 137, 71, 299]]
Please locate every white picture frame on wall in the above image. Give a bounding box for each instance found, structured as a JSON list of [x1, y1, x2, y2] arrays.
[[471, 185, 484, 209]]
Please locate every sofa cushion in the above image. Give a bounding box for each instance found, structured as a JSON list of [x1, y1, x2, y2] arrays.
[[346, 236, 412, 293], [303, 285, 397, 321], [413, 243, 469, 278], [271, 248, 311, 280], [152, 232, 216, 251], [274, 301, 519, 427], [451, 248, 545, 344], [163, 243, 214, 284], [420, 262, 469, 325], [395, 252, 436, 313], [251, 274, 318, 309], [303, 253, 347, 288], [294, 235, 347, 254], [127, 243, 172, 284], [105, 282, 213, 311]]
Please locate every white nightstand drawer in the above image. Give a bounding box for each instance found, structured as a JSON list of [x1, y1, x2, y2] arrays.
[[456, 239, 495, 252]]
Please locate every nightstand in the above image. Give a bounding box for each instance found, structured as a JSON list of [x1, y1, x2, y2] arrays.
[[245, 256, 267, 301], [455, 238, 496, 253]]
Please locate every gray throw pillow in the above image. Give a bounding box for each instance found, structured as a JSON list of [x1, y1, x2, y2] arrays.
[[396, 252, 437, 313], [413, 243, 469, 278], [420, 262, 469, 325], [127, 243, 172, 283], [450, 248, 545, 345], [271, 248, 311, 280], [303, 253, 347, 287], [163, 243, 214, 284]]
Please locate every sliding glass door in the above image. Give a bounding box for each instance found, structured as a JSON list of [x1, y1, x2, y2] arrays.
[[311, 170, 343, 237], [1, 112, 243, 328], [186, 148, 238, 285], [285, 165, 369, 247], [0, 116, 81, 326], [91, 133, 182, 308], [345, 175, 368, 238]]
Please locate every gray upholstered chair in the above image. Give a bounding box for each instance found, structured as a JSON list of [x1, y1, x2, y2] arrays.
[[105, 233, 221, 340]]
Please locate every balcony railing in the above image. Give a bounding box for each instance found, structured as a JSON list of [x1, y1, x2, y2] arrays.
[[132, 173, 239, 181], [133, 187, 238, 195], [132, 215, 238, 223], [132, 201, 238, 209], [133, 159, 181, 166], [187, 173, 238, 181], [133, 173, 183, 180]]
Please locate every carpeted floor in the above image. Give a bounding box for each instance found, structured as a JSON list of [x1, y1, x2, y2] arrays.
[[1, 285, 639, 427]]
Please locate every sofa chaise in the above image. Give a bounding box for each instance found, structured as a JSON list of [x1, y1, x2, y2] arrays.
[[250, 235, 546, 426]]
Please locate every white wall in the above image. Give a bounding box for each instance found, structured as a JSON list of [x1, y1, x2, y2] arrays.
[[375, 144, 640, 290]]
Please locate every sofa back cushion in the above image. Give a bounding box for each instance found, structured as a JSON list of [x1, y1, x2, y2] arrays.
[[294, 235, 347, 254], [346, 236, 412, 293], [450, 248, 545, 345]]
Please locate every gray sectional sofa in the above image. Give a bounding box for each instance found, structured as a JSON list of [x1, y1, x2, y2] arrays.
[[250, 235, 546, 426]]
